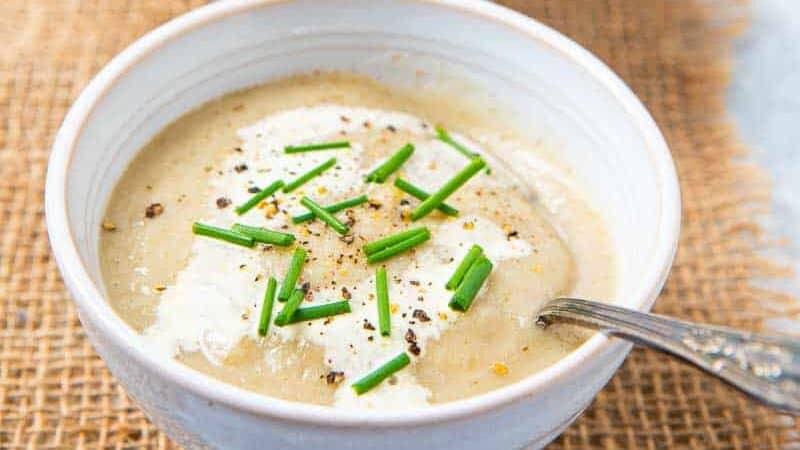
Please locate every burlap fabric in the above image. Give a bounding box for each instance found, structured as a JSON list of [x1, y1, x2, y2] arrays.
[[1, 1, 796, 448]]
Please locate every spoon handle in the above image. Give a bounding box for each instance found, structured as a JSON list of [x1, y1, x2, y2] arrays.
[[537, 297, 800, 414]]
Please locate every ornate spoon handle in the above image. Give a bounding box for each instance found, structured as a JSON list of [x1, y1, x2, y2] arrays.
[[537, 297, 800, 414]]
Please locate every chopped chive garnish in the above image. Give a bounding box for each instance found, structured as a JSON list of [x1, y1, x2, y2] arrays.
[[448, 256, 493, 312], [274, 289, 305, 326], [235, 180, 284, 215], [281, 300, 351, 324], [394, 178, 458, 217], [446, 244, 484, 290], [278, 247, 307, 302], [291, 195, 369, 224], [352, 352, 411, 395], [284, 141, 350, 154], [258, 277, 277, 336], [300, 196, 349, 235], [366, 228, 431, 264], [365, 143, 415, 183], [192, 222, 254, 248], [232, 223, 295, 246], [375, 267, 391, 336], [362, 227, 429, 256], [411, 157, 486, 221], [435, 125, 479, 159], [282, 157, 337, 193]]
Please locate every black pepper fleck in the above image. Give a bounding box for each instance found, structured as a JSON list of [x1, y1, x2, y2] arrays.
[[325, 371, 344, 385], [145, 203, 164, 218], [413, 309, 431, 322], [216, 197, 231, 209]]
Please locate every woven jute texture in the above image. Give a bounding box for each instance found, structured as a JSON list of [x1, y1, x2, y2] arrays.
[[1, 1, 797, 449]]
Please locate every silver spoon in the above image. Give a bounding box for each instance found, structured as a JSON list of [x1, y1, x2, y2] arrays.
[[536, 297, 800, 414]]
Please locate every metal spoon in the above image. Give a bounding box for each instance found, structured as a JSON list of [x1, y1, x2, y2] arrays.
[[536, 297, 800, 414]]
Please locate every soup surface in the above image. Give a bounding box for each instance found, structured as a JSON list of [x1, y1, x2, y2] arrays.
[[100, 73, 614, 409]]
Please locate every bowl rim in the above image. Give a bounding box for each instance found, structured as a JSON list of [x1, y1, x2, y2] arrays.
[[44, 0, 681, 427]]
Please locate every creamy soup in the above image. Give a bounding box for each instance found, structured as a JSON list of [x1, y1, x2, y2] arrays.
[[100, 73, 614, 409]]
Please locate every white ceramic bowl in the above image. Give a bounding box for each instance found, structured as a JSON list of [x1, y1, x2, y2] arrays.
[[45, 1, 680, 448]]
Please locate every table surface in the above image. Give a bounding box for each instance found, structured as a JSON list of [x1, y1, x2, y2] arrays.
[[729, 0, 800, 312]]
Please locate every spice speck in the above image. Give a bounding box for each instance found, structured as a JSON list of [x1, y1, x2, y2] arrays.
[[145, 203, 164, 218], [492, 363, 509, 376], [216, 197, 231, 209]]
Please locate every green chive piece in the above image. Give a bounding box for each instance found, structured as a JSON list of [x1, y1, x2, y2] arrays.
[[274, 289, 306, 326], [284, 141, 350, 154], [192, 222, 254, 248], [232, 224, 295, 246], [235, 180, 284, 215], [300, 196, 349, 235], [411, 158, 486, 221], [446, 244, 484, 290], [366, 229, 431, 264], [352, 352, 411, 395], [282, 301, 351, 324], [448, 256, 493, 312], [278, 247, 307, 302], [291, 195, 369, 224], [394, 178, 459, 217], [362, 227, 428, 256], [283, 157, 337, 193], [375, 267, 391, 336], [258, 277, 277, 336], [435, 125, 479, 158], [365, 143, 415, 183]]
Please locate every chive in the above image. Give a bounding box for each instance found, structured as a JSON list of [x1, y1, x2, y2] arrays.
[[437, 126, 491, 174], [435, 125, 478, 159], [291, 195, 369, 224], [300, 196, 349, 235], [192, 222, 254, 247], [448, 256, 493, 312], [278, 247, 306, 302], [258, 277, 277, 336], [282, 157, 337, 193], [365, 143, 415, 183], [394, 178, 458, 217], [411, 157, 486, 221], [235, 180, 284, 215], [274, 289, 305, 326], [446, 244, 484, 290], [366, 229, 431, 264], [375, 267, 391, 336], [232, 223, 295, 246], [281, 301, 351, 324], [284, 141, 350, 154], [352, 352, 411, 395], [362, 227, 428, 256]]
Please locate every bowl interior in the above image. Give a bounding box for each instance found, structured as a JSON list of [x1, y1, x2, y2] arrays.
[[50, 0, 678, 415]]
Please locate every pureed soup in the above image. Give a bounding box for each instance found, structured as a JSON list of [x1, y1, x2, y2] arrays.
[[100, 73, 614, 409]]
